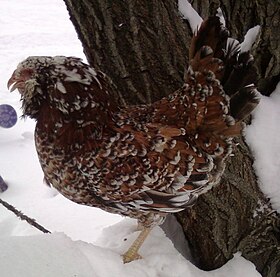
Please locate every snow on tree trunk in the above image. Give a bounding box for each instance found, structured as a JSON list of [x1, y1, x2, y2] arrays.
[[63, 0, 280, 275]]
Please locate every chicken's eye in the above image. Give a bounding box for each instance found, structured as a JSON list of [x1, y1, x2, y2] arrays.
[[18, 68, 34, 79]]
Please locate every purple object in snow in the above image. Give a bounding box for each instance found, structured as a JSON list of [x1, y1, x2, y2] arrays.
[[0, 104, 17, 128], [0, 175, 8, 192]]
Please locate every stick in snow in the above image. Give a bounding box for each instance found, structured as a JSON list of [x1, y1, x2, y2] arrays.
[[0, 198, 51, 234]]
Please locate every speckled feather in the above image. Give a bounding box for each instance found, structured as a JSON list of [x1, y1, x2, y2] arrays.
[[10, 17, 259, 228]]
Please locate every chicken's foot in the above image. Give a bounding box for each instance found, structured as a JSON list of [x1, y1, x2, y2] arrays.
[[122, 227, 152, 263]]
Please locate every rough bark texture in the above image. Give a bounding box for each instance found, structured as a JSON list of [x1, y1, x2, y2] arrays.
[[63, 0, 191, 105], [62, 0, 280, 275]]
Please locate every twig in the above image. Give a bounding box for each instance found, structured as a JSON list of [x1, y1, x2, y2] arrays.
[[0, 198, 51, 234]]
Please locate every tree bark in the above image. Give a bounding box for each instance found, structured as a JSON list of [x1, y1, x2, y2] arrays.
[[63, 0, 192, 105], [63, 0, 280, 275]]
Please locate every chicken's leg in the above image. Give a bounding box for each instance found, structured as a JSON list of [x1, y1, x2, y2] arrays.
[[122, 227, 152, 263]]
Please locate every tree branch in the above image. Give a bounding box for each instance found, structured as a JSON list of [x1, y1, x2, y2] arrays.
[[0, 198, 51, 234]]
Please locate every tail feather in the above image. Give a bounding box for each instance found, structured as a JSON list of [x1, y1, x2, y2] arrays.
[[183, 16, 259, 157], [230, 85, 260, 121], [223, 52, 257, 96], [189, 17, 228, 61], [187, 16, 260, 122]]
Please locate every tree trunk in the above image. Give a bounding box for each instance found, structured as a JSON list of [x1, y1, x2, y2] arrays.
[[62, 0, 192, 105], [63, 0, 280, 275]]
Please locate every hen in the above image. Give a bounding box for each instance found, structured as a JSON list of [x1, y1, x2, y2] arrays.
[[8, 17, 259, 263]]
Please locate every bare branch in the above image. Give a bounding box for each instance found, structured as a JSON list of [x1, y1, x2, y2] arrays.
[[0, 198, 51, 234]]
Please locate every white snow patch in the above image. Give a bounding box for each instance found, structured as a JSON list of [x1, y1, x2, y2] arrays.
[[0, 221, 261, 277], [216, 7, 226, 26], [246, 82, 280, 211], [241, 25, 261, 52], [178, 0, 203, 32]]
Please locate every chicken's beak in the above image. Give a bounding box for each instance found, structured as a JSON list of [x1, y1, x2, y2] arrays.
[[7, 70, 24, 92], [8, 71, 17, 91]]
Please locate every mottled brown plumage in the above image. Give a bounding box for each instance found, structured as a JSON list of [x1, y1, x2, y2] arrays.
[[8, 16, 259, 262]]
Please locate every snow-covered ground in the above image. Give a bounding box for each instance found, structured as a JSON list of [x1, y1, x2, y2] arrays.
[[0, 0, 278, 276]]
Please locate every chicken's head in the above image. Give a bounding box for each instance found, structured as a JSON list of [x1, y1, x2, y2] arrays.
[[8, 56, 111, 121], [8, 56, 51, 119]]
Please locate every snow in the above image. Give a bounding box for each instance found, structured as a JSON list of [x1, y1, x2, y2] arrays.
[[246, 82, 280, 211], [0, 224, 260, 277], [240, 25, 261, 52], [0, 0, 270, 276], [178, 0, 203, 32], [216, 8, 226, 27]]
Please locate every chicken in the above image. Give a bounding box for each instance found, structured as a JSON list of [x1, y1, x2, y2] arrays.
[[8, 17, 259, 263]]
